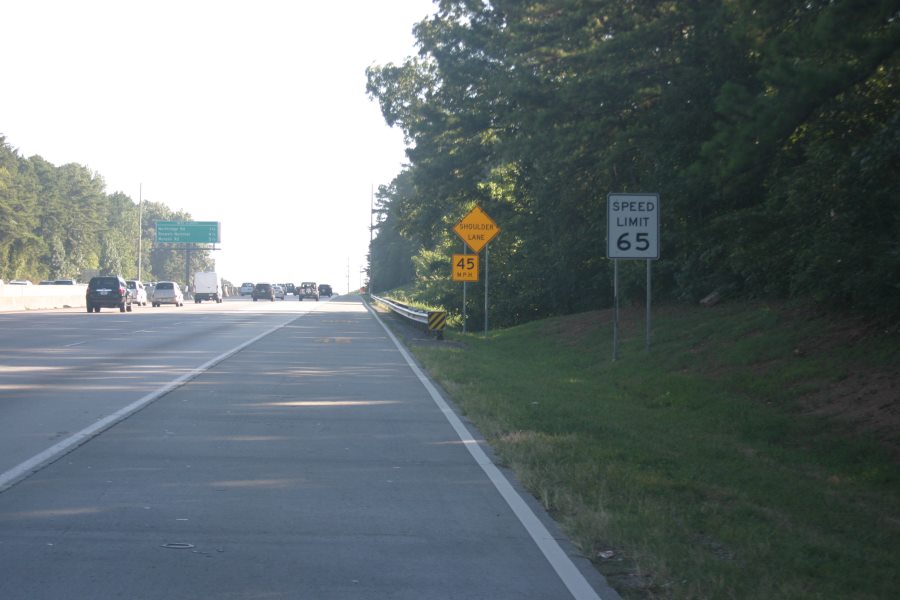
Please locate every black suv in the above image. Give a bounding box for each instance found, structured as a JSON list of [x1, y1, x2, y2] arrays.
[[318, 284, 333, 297], [252, 282, 275, 301], [86, 275, 133, 313]]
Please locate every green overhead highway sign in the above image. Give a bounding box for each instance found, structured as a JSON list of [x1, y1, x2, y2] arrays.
[[156, 221, 221, 244]]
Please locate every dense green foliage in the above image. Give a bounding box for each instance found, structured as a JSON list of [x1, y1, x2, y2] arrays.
[[367, 0, 900, 326], [0, 136, 211, 284]]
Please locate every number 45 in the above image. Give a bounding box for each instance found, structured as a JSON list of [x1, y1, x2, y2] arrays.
[[456, 256, 476, 269]]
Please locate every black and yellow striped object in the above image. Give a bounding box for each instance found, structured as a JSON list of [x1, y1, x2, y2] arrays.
[[428, 311, 447, 331]]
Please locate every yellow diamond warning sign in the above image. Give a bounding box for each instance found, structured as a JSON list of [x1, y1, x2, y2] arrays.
[[453, 206, 500, 253]]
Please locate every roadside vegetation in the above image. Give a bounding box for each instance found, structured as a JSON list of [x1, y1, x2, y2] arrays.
[[0, 137, 212, 284], [366, 2, 900, 325], [396, 300, 900, 599]]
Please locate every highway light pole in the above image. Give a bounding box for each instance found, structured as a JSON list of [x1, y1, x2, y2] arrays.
[[137, 184, 143, 281], [369, 184, 374, 293]]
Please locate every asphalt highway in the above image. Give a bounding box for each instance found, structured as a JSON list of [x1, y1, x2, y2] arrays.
[[0, 296, 617, 599]]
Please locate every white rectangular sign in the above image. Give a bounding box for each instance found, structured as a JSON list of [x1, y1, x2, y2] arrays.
[[607, 193, 660, 259]]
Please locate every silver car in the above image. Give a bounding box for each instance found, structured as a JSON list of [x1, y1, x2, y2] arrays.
[[127, 280, 148, 306], [151, 281, 184, 307]]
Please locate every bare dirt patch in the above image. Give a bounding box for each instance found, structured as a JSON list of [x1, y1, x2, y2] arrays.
[[784, 309, 900, 458], [800, 369, 900, 455]]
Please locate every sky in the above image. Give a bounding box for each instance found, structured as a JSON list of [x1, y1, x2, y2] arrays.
[[1, 0, 435, 292]]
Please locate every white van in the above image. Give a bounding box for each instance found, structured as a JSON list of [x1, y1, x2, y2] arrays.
[[193, 272, 223, 303]]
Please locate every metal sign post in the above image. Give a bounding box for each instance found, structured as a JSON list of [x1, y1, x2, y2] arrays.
[[613, 259, 619, 361], [484, 245, 490, 336], [646, 259, 652, 353], [462, 243, 468, 333]]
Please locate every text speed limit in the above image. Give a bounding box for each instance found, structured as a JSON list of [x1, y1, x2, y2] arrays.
[[452, 254, 479, 282]]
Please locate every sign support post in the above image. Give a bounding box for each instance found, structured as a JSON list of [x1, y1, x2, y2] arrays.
[[484, 245, 490, 336], [646, 259, 652, 353], [185, 245, 192, 296], [613, 259, 620, 361], [462, 243, 468, 333]]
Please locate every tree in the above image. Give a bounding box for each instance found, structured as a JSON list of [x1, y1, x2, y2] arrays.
[[367, 0, 900, 321], [0, 135, 211, 284]]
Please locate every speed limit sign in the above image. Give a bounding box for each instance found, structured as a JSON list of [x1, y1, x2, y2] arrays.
[[607, 193, 660, 259], [452, 254, 479, 281]]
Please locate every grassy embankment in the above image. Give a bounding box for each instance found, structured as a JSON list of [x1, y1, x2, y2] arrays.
[[403, 301, 899, 599]]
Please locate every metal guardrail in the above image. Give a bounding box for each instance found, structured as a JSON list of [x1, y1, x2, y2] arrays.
[[370, 294, 429, 324], [370, 294, 446, 339]]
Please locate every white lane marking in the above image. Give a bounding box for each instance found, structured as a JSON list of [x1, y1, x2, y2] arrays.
[[0, 318, 294, 493], [64, 341, 87, 347], [363, 302, 604, 600]]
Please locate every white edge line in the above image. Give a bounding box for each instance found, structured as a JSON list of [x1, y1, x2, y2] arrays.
[[363, 301, 603, 600], [0, 318, 293, 493]]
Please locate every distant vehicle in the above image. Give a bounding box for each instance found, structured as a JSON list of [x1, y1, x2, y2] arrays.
[[53, 279, 78, 285], [193, 271, 223, 303], [39, 280, 55, 285], [126, 280, 148, 306], [273, 284, 286, 300], [239, 282, 255, 296], [252, 282, 275, 302], [9, 280, 32, 285], [298, 282, 318, 301], [318, 284, 333, 297], [284, 283, 296, 295], [86, 275, 133, 313], [151, 281, 184, 307]]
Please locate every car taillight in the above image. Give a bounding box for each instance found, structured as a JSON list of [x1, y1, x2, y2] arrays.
[[119, 287, 126, 295]]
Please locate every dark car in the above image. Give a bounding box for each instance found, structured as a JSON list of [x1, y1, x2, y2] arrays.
[[86, 275, 133, 313], [284, 283, 296, 295], [318, 284, 333, 297], [252, 282, 275, 302]]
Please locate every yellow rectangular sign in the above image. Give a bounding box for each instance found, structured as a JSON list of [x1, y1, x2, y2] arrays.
[[452, 254, 479, 282]]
